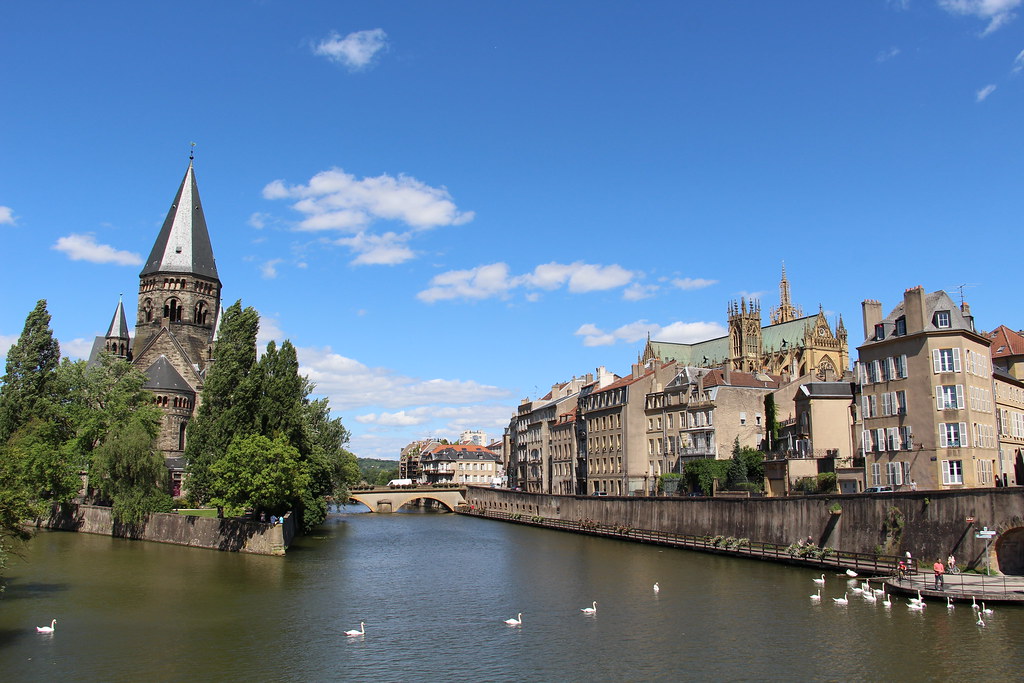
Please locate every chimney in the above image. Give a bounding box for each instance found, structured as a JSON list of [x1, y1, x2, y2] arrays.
[[961, 301, 975, 332], [862, 299, 883, 339], [903, 286, 926, 334], [723, 362, 732, 385]]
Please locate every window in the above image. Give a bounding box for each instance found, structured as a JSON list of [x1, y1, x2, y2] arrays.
[[880, 358, 891, 382], [976, 459, 992, 486], [936, 385, 964, 410], [899, 425, 913, 450], [894, 316, 907, 336], [939, 422, 967, 448], [874, 323, 885, 341], [886, 461, 904, 486], [865, 362, 878, 384], [871, 462, 882, 487], [933, 348, 961, 373], [941, 459, 963, 485], [887, 427, 900, 451], [862, 430, 873, 454], [755, 414, 762, 426], [894, 354, 908, 379], [740, 412, 747, 425], [896, 391, 907, 415], [934, 310, 951, 328]]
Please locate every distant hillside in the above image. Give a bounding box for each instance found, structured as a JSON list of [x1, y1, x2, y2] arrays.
[[357, 457, 400, 485]]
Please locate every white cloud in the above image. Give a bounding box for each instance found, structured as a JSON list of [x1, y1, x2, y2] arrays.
[[297, 345, 513, 411], [249, 212, 269, 229], [672, 277, 718, 291], [1013, 48, 1024, 72], [876, 46, 901, 63], [256, 315, 286, 349], [60, 337, 95, 361], [575, 320, 726, 347], [336, 231, 416, 265], [418, 261, 639, 303], [52, 234, 142, 266], [0, 206, 15, 225], [976, 83, 998, 101], [260, 259, 283, 279], [939, 0, 1022, 35], [623, 283, 659, 301], [354, 404, 513, 430], [0, 333, 19, 359], [314, 29, 388, 70]]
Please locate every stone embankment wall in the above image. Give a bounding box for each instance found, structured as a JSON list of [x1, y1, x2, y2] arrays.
[[465, 487, 1024, 572], [39, 504, 291, 556]]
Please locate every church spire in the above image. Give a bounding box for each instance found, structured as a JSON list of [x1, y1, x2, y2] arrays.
[[104, 295, 132, 359], [770, 261, 802, 324], [140, 158, 219, 281]]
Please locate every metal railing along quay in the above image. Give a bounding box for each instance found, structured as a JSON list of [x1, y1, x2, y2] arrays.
[[461, 507, 902, 576]]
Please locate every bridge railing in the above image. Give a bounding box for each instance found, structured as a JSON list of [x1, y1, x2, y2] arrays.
[[463, 508, 901, 575]]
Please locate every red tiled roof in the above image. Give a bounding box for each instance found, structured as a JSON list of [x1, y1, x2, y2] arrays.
[[702, 368, 782, 389], [987, 325, 1024, 358]]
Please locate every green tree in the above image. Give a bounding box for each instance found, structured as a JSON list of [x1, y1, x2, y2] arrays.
[[5, 418, 81, 504], [727, 437, 748, 487], [683, 458, 730, 495], [0, 300, 61, 442], [374, 468, 399, 486], [90, 416, 172, 527], [185, 301, 260, 503], [209, 433, 310, 518], [763, 393, 779, 452]]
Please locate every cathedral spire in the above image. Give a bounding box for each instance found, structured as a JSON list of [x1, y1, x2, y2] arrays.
[[106, 295, 130, 341], [770, 261, 802, 324], [140, 158, 219, 281]]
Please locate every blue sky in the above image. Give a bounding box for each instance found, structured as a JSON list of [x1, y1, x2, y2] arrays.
[[2, 2, 1022, 460]]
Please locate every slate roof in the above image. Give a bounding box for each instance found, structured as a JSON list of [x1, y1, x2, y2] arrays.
[[142, 355, 195, 394], [648, 314, 820, 365], [106, 298, 131, 340], [866, 290, 974, 344], [798, 382, 855, 398], [140, 161, 219, 281]]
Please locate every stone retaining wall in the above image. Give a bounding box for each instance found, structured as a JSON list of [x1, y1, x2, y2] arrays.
[[465, 487, 1024, 573], [38, 504, 290, 556]]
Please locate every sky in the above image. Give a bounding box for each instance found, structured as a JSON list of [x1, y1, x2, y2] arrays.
[[2, 2, 1022, 460]]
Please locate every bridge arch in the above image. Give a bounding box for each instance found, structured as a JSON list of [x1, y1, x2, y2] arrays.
[[994, 525, 1024, 575], [346, 488, 467, 514]]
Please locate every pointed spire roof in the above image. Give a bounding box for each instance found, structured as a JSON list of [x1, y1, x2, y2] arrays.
[[106, 296, 131, 340], [142, 355, 194, 393], [141, 160, 219, 281]]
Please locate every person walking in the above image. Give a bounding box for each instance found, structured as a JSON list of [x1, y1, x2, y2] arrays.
[[947, 553, 958, 574], [933, 558, 945, 590]]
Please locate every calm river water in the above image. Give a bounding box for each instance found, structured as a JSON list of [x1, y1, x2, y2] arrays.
[[2, 506, 1023, 682]]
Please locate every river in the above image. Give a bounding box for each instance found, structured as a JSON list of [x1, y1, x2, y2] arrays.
[[2, 506, 1022, 681]]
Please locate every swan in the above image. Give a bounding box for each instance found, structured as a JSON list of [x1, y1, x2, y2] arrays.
[[971, 596, 979, 611], [909, 590, 923, 605], [833, 593, 849, 605], [653, 582, 660, 594], [863, 590, 877, 603], [813, 574, 825, 586], [981, 602, 993, 615], [810, 589, 821, 601], [581, 601, 597, 614], [846, 569, 858, 577], [851, 585, 864, 595], [976, 614, 986, 627], [36, 619, 56, 634], [947, 597, 955, 610], [882, 590, 892, 608], [344, 622, 365, 637], [504, 613, 523, 626], [908, 600, 924, 611]]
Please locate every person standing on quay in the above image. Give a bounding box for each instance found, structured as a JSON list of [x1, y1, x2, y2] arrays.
[[933, 558, 945, 590]]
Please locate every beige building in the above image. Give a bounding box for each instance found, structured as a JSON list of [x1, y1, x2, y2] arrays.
[[858, 287, 998, 490], [989, 325, 1024, 486], [419, 444, 501, 485]]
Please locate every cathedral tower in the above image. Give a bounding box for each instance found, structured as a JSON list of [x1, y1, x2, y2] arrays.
[[769, 263, 802, 325], [728, 298, 762, 372]]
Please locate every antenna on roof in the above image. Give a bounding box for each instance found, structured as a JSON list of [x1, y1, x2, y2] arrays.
[[951, 283, 978, 308]]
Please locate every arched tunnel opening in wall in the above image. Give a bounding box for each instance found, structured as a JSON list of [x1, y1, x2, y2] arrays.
[[995, 527, 1024, 575]]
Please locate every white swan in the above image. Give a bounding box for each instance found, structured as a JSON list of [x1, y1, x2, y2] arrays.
[[833, 593, 849, 605], [909, 590, 923, 605], [981, 602, 993, 615], [813, 574, 825, 586], [504, 613, 523, 626], [344, 622, 365, 637], [810, 589, 821, 601], [863, 590, 877, 603], [947, 597, 955, 610], [36, 619, 56, 634], [851, 585, 864, 595], [846, 569, 858, 577], [971, 596, 979, 611], [653, 582, 660, 594], [882, 589, 892, 608], [976, 614, 986, 627], [908, 600, 924, 611], [581, 601, 597, 614]]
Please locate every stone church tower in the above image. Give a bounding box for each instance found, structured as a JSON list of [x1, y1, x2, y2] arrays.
[[129, 157, 222, 494], [728, 298, 762, 372]]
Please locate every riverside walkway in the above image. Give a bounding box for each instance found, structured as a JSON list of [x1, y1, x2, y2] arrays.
[[462, 507, 900, 576], [885, 571, 1024, 605]]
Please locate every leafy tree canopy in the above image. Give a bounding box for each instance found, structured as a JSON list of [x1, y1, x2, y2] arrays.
[[0, 300, 61, 442]]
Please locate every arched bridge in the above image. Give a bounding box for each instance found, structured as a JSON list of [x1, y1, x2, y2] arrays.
[[347, 486, 467, 513]]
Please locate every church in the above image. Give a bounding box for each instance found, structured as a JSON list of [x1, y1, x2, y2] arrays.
[[641, 267, 850, 382], [88, 156, 222, 496]]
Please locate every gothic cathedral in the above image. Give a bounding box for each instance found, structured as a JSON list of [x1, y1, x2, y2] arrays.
[[88, 158, 221, 496]]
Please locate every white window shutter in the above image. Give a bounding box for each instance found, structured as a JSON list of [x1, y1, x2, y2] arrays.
[[862, 396, 870, 417], [939, 423, 948, 448], [936, 386, 943, 411], [956, 385, 964, 409], [933, 349, 940, 373], [953, 348, 962, 372]]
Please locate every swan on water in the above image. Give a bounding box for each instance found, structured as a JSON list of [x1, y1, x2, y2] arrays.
[[947, 597, 955, 610], [505, 613, 523, 626], [36, 619, 56, 634], [981, 602, 993, 615], [971, 596, 979, 611], [833, 593, 849, 605], [976, 614, 986, 627], [909, 590, 923, 605], [862, 590, 877, 603], [907, 600, 924, 611], [813, 574, 825, 586], [344, 622, 365, 637], [581, 601, 597, 614], [653, 582, 660, 594], [882, 590, 892, 608], [845, 569, 858, 577], [810, 589, 821, 601]]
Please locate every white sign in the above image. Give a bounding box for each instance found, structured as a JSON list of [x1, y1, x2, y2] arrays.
[[976, 531, 996, 538]]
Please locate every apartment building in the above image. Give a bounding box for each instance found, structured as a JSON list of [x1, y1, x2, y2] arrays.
[[989, 325, 1024, 486], [419, 444, 501, 485], [859, 287, 998, 490]]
